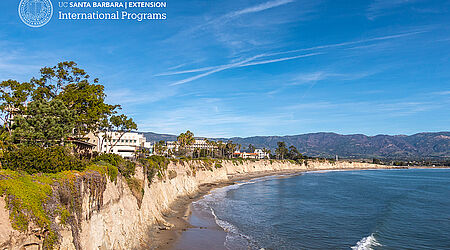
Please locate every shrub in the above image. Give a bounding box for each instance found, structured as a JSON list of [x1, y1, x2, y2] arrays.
[[93, 153, 123, 167], [93, 153, 134, 178], [1, 145, 86, 174], [126, 177, 144, 207], [107, 164, 119, 182], [87, 162, 119, 182], [140, 155, 169, 185], [118, 160, 136, 178]]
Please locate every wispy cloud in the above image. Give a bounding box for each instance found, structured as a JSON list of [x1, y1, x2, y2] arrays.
[[203, 0, 296, 30], [433, 90, 450, 95], [106, 87, 177, 106], [170, 55, 264, 86], [225, 0, 295, 19], [137, 97, 307, 137], [155, 66, 217, 77], [240, 52, 322, 67], [159, 30, 424, 81], [284, 100, 440, 117], [266, 31, 426, 57], [164, 0, 304, 54], [168, 52, 322, 86], [173, 0, 296, 39], [367, 0, 423, 20], [292, 71, 329, 85]]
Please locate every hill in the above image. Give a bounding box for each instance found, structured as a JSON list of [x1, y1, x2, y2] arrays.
[[143, 132, 450, 159]]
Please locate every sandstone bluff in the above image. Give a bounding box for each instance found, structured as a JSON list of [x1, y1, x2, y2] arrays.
[[0, 160, 392, 249]]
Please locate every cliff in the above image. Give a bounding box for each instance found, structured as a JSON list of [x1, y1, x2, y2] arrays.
[[0, 159, 390, 249]]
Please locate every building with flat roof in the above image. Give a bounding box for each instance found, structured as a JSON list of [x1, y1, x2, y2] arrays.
[[164, 139, 216, 152], [233, 149, 270, 159], [88, 132, 152, 159]]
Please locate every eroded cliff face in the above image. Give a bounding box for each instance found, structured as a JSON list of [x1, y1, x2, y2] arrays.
[[0, 160, 387, 249]]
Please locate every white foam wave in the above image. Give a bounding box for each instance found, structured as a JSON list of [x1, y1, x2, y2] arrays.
[[351, 233, 382, 250], [210, 207, 259, 250], [193, 174, 298, 249]]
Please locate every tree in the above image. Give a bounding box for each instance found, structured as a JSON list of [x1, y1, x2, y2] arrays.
[[154, 140, 167, 156], [105, 114, 137, 152], [0, 80, 33, 136], [263, 148, 271, 159], [275, 141, 288, 160], [224, 141, 237, 158], [247, 144, 256, 153], [288, 145, 301, 160], [12, 99, 74, 146], [1, 61, 123, 148], [177, 130, 195, 156], [217, 140, 225, 158], [31, 61, 117, 136]]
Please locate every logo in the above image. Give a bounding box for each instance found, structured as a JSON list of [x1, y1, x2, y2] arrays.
[[18, 0, 53, 27]]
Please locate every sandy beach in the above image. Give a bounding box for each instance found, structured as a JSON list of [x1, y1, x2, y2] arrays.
[[145, 169, 305, 249]]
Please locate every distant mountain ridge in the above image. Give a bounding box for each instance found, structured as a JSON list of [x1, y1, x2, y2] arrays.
[[143, 132, 450, 159]]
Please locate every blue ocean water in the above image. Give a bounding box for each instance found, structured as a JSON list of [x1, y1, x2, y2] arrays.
[[194, 169, 450, 249]]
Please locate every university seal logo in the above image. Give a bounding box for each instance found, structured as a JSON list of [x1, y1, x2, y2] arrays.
[[18, 0, 53, 28]]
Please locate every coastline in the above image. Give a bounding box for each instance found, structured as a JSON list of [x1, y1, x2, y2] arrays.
[[146, 166, 411, 249], [146, 169, 304, 249]]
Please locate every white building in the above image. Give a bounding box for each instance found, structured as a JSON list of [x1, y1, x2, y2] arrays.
[[88, 132, 152, 159], [233, 149, 270, 159], [255, 149, 270, 159], [187, 139, 216, 150], [165, 139, 216, 152]]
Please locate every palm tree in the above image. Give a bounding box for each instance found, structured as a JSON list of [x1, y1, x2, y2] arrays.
[[177, 130, 195, 157]]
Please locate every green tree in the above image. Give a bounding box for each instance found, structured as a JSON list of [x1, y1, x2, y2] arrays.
[[0, 80, 33, 136], [12, 99, 74, 146], [1, 61, 122, 148], [288, 145, 301, 160], [104, 114, 138, 152], [224, 141, 237, 158], [248, 144, 256, 153], [263, 148, 271, 159], [217, 140, 225, 158], [154, 140, 167, 156], [177, 130, 195, 156], [31, 61, 117, 136], [275, 141, 288, 160]]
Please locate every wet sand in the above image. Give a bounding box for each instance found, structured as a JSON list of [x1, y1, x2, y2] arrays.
[[145, 170, 304, 250]]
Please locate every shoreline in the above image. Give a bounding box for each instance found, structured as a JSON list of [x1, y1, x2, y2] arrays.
[[146, 165, 446, 249], [145, 169, 304, 249]]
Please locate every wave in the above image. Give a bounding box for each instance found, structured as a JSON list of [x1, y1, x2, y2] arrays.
[[210, 207, 260, 250], [193, 182, 264, 249], [351, 233, 382, 250]]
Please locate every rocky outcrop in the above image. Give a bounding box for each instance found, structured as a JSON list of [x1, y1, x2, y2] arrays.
[[0, 160, 389, 249]]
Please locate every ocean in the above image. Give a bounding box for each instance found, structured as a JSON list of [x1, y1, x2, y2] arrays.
[[188, 169, 450, 250]]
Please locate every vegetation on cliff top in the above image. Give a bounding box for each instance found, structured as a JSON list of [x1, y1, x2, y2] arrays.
[[0, 166, 111, 249]]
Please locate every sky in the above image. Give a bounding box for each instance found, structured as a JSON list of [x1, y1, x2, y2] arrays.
[[0, 0, 449, 137]]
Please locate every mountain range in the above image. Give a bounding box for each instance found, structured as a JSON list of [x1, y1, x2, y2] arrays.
[[143, 132, 450, 159]]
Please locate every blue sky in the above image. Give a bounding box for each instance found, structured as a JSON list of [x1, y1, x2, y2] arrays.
[[1, 0, 449, 137]]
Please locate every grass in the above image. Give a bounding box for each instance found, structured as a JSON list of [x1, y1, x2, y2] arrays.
[[0, 163, 117, 249], [0, 169, 53, 231], [126, 177, 144, 207]]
